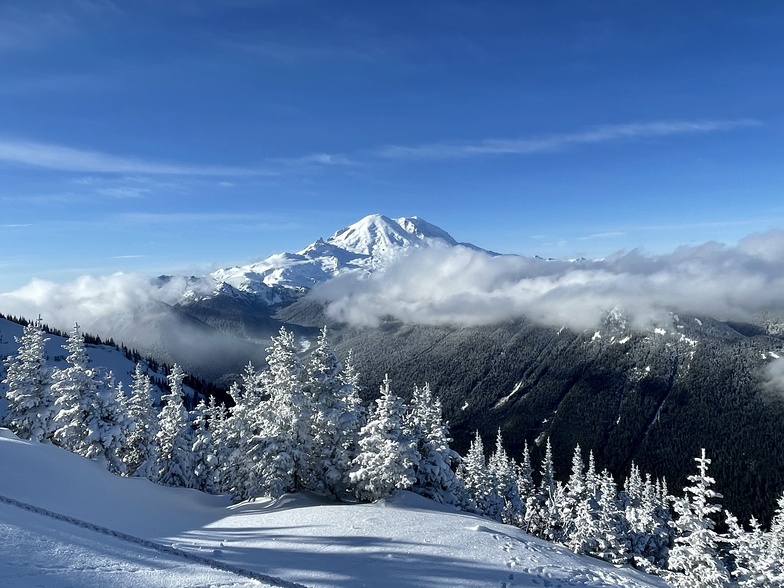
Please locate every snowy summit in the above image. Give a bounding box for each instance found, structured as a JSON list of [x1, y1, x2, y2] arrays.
[[196, 214, 469, 303]]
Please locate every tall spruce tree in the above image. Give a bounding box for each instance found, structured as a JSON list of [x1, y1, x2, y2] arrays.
[[458, 431, 502, 519], [406, 383, 465, 507], [154, 364, 194, 488], [668, 449, 730, 588], [488, 429, 523, 524], [121, 363, 158, 478], [50, 324, 102, 456], [304, 327, 356, 497], [1, 317, 53, 441], [350, 376, 418, 501], [255, 327, 309, 496]]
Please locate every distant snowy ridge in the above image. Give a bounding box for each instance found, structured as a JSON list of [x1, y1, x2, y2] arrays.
[[183, 214, 478, 304]]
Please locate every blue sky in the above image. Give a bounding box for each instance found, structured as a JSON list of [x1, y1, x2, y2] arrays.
[[1, 0, 783, 291]]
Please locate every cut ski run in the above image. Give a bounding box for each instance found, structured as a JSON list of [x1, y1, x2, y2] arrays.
[[0, 429, 666, 588]]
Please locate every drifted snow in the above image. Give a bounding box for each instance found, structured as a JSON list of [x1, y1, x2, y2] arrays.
[[0, 430, 668, 588]]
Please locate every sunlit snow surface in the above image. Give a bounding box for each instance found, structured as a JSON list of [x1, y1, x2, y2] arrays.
[[0, 430, 668, 588]]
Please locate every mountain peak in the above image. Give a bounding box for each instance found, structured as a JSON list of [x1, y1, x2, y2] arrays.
[[196, 214, 468, 302], [326, 214, 457, 257]]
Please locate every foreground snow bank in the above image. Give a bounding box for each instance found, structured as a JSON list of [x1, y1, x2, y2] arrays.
[[0, 430, 668, 587]]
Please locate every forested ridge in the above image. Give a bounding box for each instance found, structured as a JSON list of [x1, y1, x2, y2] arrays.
[[2, 316, 784, 586], [278, 307, 784, 527]]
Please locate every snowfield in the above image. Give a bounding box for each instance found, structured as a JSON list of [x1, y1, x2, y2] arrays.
[[0, 429, 668, 588]]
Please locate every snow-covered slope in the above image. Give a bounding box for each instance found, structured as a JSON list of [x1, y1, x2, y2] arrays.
[[0, 317, 171, 404], [0, 430, 668, 588], [186, 214, 471, 304]]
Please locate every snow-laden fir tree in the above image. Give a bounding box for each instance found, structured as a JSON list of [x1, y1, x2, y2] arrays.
[[526, 438, 567, 541], [593, 470, 630, 564], [516, 440, 535, 505], [668, 448, 731, 588], [488, 429, 523, 524], [50, 324, 128, 465], [1, 317, 53, 442], [562, 444, 588, 542], [154, 364, 194, 488], [50, 324, 97, 453], [625, 471, 672, 571], [191, 398, 219, 493], [333, 349, 365, 491], [93, 374, 133, 475], [120, 363, 158, 478], [725, 512, 775, 587], [254, 327, 311, 496], [458, 431, 502, 519], [405, 382, 465, 507], [350, 375, 418, 501], [770, 493, 784, 581], [217, 366, 264, 500], [303, 327, 362, 497]]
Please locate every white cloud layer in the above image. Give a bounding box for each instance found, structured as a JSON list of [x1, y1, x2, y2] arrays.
[[3, 231, 784, 367], [314, 230, 784, 330]]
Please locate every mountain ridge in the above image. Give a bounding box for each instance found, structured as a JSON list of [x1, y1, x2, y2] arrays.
[[181, 214, 481, 305]]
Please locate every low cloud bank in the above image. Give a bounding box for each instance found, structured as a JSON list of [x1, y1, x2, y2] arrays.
[[3, 230, 784, 347], [313, 230, 784, 330], [0, 273, 196, 333], [0, 274, 262, 379]]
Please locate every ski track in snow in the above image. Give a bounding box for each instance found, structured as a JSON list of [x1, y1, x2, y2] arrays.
[[0, 495, 302, 588]]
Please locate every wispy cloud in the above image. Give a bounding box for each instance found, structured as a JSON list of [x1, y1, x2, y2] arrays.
[[0, 138, 277, 176], [268, 153, 357, 166], [375, 119, 762, 160], [579, 231, 627, 241]]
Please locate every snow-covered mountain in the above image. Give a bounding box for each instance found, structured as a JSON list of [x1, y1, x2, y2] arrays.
[[183, 214, 474, 305]]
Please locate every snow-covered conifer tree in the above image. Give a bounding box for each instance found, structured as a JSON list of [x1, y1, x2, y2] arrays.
[[1, 317, 53, 441], [488, 429, 523, 524], [94, 376, 133, 474], [625, 472, 672, 571], [50, 324, 104, 455], [528, 438, 566, 541], [350, 376, 418, 501], [121, 363, 158, 478], [191, 398, 219, 493], [255, 328, 309, 496], [562, 444, 587, 542], [725, 512, 775, 587], [459, 431, 503, 519], [668, 448, 730, 588], [594, 470, 630, 564], [218, 365, 265, 500], [303, 327, 356, 496], [516, 441, 535, 503], [757, 492, 784, 585], [154, 364, 194, 488], [406, 382, 464, 506]]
